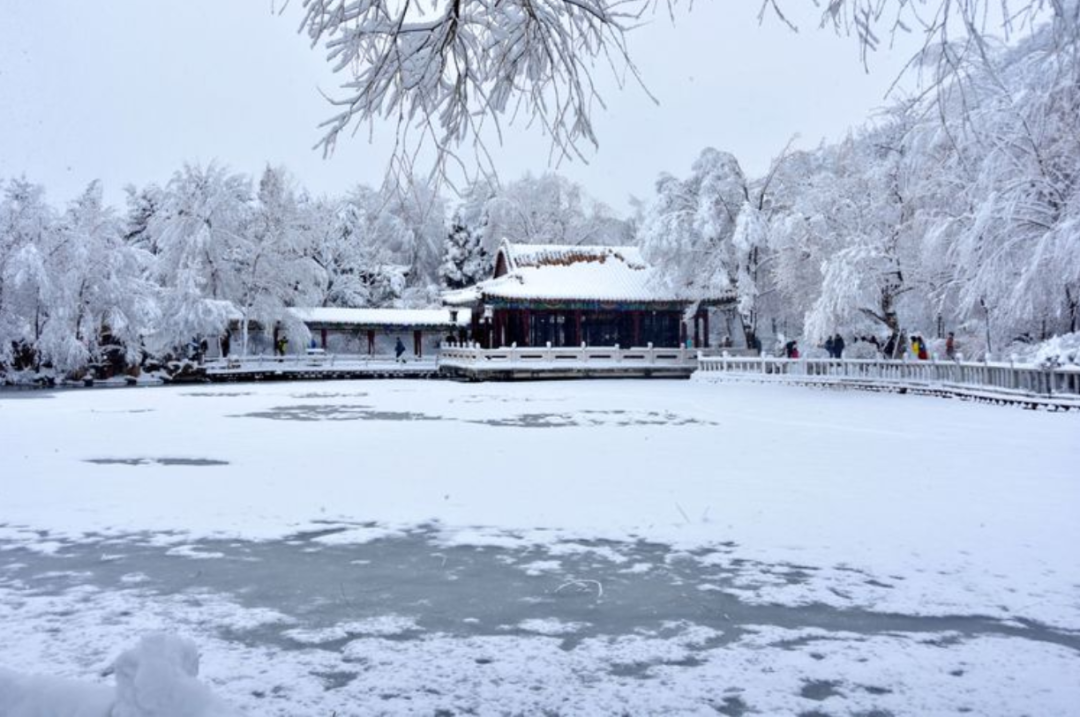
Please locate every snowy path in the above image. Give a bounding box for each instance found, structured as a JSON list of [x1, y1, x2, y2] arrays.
[[1, 380, 1078, 715]]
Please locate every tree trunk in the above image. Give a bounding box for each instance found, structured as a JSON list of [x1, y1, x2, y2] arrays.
[[1067, 286, 1078, 334], [980, 298, 993, 356]]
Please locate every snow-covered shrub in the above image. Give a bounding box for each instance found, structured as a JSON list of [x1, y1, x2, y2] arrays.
[[1011, 333, 1080, 368]]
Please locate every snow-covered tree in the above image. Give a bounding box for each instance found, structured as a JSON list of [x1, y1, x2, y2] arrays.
[[44, 181, 156, 371], [381, 180, 447, 300], [229, 167, 320, 354], [639, 148, 766, 342], [0, 178, 57, 369], [148, 163, 251, 354], [799, 127, 924, 351], [122, 183, 165, 255], [304, 198, 370, 308], [440, 208, 489, 290], [481, 173, 629, 250]]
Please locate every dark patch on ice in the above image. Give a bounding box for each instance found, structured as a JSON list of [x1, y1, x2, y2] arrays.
[[472, 410, 716, 428], [921, 633, 964, 648], [474, 412, 578, 428], [285, 526, 355, 541], [607, 662, 655, 678], [180, 392, 254, 398], [854, 711, 895, 717], [865, 579, 895, 589], [289, 391, 368, 399], [313, 670, 358, 690], [714, 695, 750, 716], [450, 394, 567, 405], [234, 404, 439, 422], [90, 408, 155, 414], [800, 679, 844, 701], [84, 457, 229, 467], [351, 410, 442, 422], [860, 685, 893, 695]]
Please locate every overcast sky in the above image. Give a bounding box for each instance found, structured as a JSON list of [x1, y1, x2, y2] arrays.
[[0, 1, 930, 215]]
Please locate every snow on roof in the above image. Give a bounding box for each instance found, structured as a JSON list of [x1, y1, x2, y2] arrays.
[[444, 242, 728, 305], [502, 244, 649, 271], [289, 307, 471, 328]]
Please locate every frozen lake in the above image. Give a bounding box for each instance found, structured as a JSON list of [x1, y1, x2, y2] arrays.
[[1, 380, 1078, 715]]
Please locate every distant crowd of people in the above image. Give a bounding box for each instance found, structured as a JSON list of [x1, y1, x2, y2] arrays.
[[777, 331, 959, 361]]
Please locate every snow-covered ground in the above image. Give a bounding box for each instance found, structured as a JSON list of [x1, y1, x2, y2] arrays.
[[1, 380, 1078, 715]]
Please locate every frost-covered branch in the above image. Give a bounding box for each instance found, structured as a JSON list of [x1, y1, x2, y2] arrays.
[[296, 0, 647, 179]]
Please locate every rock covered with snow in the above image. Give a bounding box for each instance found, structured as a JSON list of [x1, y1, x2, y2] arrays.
[[0, 634, 241, 717]]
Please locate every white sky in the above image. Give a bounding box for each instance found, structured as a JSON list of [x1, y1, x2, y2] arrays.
[[0, 1, 932, 214]]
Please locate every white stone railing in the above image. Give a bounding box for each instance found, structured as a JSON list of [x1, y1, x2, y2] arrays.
[[438, 343, 699, 369], [204, 353, 436, 372], [696, 354, 1080, 400]]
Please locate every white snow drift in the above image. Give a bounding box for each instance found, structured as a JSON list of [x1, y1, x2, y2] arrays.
[[0, 634, 240, 717]]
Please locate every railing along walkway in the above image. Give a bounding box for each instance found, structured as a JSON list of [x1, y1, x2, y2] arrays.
[[202, 353, 438, 381], [696, 355, 1080, 410], [438, 343, 708, 369]]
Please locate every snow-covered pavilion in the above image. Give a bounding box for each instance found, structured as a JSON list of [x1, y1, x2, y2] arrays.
[[443, 242, 733, 349], [288, 307, 470, 358]]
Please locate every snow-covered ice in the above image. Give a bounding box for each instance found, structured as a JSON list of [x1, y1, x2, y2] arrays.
[[1, 379, 1077, 715]]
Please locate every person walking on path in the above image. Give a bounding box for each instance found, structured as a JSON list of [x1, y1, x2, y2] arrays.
[[833, 334, 845, 359], [825, 335, 835, 358], [394, 337, 407, 363], [946, 332, 956, 360]]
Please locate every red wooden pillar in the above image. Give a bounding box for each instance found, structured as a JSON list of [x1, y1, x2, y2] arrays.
[[680, 321, 688, 348], [494, 311, 503, 347], [702, 310, 710, 348], [575, 310, 583, 346], [693, 314, 701, 348], [413, 330, 422, 357], [521, 309, 531, 347], [632, 311, 642, 347], [320, 328, 327, 349], [471, 310, 480, 345], [366, 330, 375, 355]]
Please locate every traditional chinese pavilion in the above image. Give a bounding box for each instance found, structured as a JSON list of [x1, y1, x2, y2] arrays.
[[443, 242, 733, 349], [288, 307, 470, 358]]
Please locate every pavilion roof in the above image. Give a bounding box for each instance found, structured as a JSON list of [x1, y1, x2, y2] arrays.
[[289, 307, 471, 329], [443, 242, 733, 306]]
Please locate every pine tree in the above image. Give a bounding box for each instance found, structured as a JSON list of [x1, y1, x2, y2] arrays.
[[439, 210, 488, 290]]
